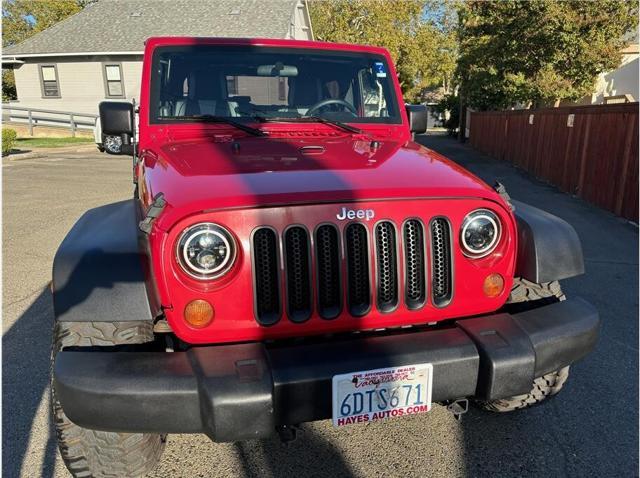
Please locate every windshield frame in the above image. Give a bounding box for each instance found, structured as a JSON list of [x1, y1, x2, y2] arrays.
[[148, 45, 404, 126]]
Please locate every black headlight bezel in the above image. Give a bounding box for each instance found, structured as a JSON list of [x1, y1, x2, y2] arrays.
[[176, 223, 237, 280], [460, 209, 501, 258]]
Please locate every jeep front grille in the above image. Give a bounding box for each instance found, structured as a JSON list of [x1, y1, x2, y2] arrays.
[[252, 217, 452, 324]]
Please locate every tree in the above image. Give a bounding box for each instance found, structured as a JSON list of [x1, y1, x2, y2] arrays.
[[2, 0, 85, 100], [309, 0, 458, 102], [456, 0, 639, 111]]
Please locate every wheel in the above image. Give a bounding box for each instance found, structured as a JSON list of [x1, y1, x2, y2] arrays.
[[103, 134, 122, 155], [477, 278, 569, 412], [477, 367, 570, 412], [51, 321, 165, 478]]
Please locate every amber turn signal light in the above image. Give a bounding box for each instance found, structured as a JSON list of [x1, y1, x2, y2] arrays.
[[184, 299, 214, 328], [483, 273, 504, 298]]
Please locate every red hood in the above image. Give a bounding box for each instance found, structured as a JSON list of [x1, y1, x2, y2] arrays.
[[140, 132, 504, 230]]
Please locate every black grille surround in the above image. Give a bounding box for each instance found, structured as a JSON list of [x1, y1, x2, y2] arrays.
[[252, 227, 281, 325], [430, 217, 453, 307], [283, 226, 312, 323], [315, 224, 342, 319], [403, 219, 427, 310], [345, 223, 371, 317], [375, 221, 399, 313], [251, 217, 453, 325]]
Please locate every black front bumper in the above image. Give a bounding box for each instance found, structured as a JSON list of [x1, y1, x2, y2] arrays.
[[54, 298, 599, 442]]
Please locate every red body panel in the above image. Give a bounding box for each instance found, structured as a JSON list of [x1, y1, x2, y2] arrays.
[[136, 37, 518, 344]]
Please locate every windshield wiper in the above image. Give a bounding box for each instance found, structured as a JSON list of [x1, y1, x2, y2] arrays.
[[221, 111, 368, 136], [162, 114, 266, 137], [301, 115, 364, 135]]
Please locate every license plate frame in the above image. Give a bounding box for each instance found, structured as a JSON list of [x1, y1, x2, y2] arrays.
[[331, 363, 433, 427]]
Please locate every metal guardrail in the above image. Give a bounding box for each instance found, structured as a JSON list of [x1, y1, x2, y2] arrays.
[[2, 104, 98, 137]]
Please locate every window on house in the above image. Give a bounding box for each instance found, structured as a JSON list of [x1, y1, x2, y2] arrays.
[[40, 65, 60, 97], [104, 64, 124, 97]]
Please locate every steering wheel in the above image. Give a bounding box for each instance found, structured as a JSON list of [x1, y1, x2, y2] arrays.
[[306, 99, 357, 117]]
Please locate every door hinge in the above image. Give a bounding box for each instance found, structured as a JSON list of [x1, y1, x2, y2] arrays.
[[139, 193, 166, 234]]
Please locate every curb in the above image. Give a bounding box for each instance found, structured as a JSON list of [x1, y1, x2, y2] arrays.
[[4, 144, 97, 161]]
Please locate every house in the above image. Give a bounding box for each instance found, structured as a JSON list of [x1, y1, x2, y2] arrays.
[[1, 0, 313, 118], [562, 30, 639, 106]]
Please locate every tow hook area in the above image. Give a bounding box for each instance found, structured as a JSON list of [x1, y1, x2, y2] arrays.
[[446, 399, 469, 421], [276, 424, 302, 444]]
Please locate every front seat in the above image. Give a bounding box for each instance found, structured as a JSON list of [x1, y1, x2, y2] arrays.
[[289, 72, 321, 115], [185, 71, 232, 117]]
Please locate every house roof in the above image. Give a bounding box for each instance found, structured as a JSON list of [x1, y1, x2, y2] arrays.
[[3, 0, 301, 57]]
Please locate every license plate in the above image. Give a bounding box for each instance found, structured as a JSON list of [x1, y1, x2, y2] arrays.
[[332, 364, 433, 427]]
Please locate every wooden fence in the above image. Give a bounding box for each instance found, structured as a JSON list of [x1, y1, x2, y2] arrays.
[[469, 103, 638, 222]]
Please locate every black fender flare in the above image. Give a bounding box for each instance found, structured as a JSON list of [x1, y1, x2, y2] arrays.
[[512, 200, 584, 283], [52, 200, 161, 322]]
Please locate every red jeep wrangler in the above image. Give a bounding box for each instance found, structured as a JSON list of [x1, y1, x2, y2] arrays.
[[51, 37, 599, 477]]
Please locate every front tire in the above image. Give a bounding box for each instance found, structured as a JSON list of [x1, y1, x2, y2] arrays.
[[507, 278, 565, 304], [478, 278, 569, 412], [477, 367, 570, 412], [51, 321, 165, 478]]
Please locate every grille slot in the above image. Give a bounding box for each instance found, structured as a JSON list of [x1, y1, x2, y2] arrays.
[[345, 223, 371, 316], [315, 225, 342, 319], [430, 218, 452, 306], [404, 220, 426, 309], [375, 221, 398, 312], [284, 226, 312, 322], [252, 228, 281, 325]]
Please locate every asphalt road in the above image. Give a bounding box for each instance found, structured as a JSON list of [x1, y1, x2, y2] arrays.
[[3, 136, 638, 478]]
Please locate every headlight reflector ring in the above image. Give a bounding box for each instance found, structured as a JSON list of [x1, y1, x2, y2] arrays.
[[460, 209, 501, 258], [177, 223, 236, 280]]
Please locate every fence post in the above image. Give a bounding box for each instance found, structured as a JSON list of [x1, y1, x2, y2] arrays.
[[28, 110, 33, 136], [614, 113, 636, 216], [70, 114, 76, 137]]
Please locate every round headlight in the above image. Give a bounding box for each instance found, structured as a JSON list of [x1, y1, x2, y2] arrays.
[[177, 223, 236, 280], [460, 209, 501, 258]]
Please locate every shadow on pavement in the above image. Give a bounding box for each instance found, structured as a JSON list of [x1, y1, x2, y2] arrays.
[[234, 429, 354, 478], [2, 288, 58, 478]]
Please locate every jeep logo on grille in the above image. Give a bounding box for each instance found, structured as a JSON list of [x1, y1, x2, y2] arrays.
[[336, 207, 375, 221]]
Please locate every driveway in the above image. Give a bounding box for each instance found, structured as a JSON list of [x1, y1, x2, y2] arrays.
[[3, 135, 638, 477]]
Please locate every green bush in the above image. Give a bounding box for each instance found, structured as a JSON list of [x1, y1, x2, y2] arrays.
[[432, 94, 460, 136], [2, 128, 17, 155]]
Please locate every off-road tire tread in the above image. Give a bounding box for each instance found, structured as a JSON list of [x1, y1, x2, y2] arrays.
[[507, 277, 565, 303], [478, 366, 570, 412], [51, 321, 165, 478], [478, 278, 569, 412]]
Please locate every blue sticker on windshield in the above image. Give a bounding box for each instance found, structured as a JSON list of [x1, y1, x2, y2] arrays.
[[374, 61, 387, 78]]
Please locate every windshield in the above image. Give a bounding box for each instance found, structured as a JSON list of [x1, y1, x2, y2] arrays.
[[150, 46, 401, 125]]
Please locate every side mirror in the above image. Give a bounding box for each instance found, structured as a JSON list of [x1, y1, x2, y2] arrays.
[[406, 104, 428, 136], [99, 101, 134, 154]]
